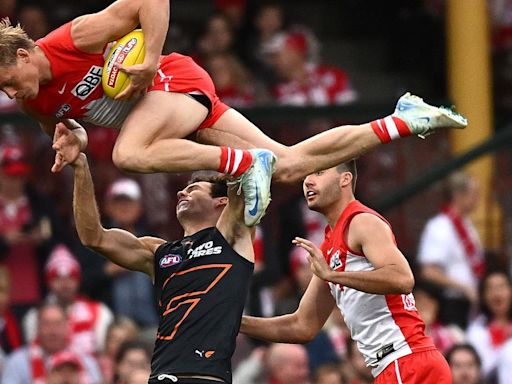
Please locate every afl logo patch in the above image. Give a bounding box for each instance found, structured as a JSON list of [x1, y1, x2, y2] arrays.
[[160, 254, 182, 268]]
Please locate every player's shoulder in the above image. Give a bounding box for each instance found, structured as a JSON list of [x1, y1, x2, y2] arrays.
[[349, 211, 387, 229]]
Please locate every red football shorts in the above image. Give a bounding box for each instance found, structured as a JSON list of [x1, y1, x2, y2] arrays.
[[148, 53, 230, 129], [374, 349, 452, 384]]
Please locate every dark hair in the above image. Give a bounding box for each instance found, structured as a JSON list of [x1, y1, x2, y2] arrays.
[[413, 279, 443, 302], [478, 269, 512, 323], [188, 171, 228, 198], [445, 343, 482, 368], [115, 340, 152, 364], [336, 160, 357, 193]]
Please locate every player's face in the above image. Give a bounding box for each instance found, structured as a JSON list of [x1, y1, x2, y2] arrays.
[[303, 168, 341, 212], [0, 53, 40, 100], [176, 181, 216, 219]]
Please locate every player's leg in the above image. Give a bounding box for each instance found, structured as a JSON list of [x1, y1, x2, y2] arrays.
[[205, 108, 378, 183], [206, 93, 467, 183], [113, 91, 275, 227], [113, 91, 223, 173]]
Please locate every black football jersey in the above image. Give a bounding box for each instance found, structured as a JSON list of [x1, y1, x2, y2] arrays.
[[149, 227, 254, 383]]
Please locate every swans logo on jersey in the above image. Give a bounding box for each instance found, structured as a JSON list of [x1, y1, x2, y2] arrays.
[[188, 241, 222, 258], [159, 254, 182, 268], [72, 66, 103, 100], [402, 293, 417, 311], [330, 250, 342, 270]]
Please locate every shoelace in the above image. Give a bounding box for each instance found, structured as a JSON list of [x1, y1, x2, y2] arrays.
[[226, 166, 253, 195]]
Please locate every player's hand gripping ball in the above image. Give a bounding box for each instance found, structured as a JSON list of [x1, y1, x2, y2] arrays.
[[102, 29, 145, 99]]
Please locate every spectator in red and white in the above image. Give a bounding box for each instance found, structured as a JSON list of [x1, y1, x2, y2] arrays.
[[0, 142, 64, 321], [2, 303, 102, 384], [0, 266, 22, 356], [23, 244, 113, 356], [417, 171, 484, 329], [265, 31, 357, 106], [466, 270, 512, 378]]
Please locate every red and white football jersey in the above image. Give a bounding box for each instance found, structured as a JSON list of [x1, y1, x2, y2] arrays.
[[320, 200, 434, 377], [25, 22, 137, 129], [24, 23, 227, 130]]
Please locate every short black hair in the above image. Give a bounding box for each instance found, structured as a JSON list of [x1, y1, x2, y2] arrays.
[[188, 171, 228, 198], [336, 159, 357, 193]]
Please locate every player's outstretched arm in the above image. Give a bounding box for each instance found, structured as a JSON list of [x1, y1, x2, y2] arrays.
[[71, 153, 164, 278], [216, 183, 254, 263], [71, 0, 169, 98], [295, 213, 414, 294], [241, 275, 335, 343]]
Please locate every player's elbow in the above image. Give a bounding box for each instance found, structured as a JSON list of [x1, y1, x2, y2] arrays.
[[78, 229, 104, 250], [298, 328, 318, 344], [397, 272, 415, 294]]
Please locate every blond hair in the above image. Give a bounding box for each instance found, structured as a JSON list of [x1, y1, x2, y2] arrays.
[[0, 17, 35, 66]]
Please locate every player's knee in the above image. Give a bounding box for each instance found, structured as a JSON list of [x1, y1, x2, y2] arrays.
[[112, 145, 144, 172]]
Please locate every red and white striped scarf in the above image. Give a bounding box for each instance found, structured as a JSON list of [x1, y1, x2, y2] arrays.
[[442, 206, 485, 279]]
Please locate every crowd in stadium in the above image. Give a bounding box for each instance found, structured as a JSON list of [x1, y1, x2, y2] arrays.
[[0, 1, 511, 384]]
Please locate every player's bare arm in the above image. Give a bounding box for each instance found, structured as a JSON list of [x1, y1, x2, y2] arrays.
[[71, 153, 164, 278], [241, 274, 335, 343], [294, 213, 414, 294], [71, 0, 170, 99], [215, 183, 255, 262]]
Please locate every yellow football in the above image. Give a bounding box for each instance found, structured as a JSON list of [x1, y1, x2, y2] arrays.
[[102, 29, 145, 99]]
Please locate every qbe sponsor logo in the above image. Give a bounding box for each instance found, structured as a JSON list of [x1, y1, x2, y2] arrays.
[[72, 66, 103, 100]]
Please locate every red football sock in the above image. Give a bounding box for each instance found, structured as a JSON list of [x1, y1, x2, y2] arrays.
[[218, 147, 253, 177], [370, 116, 412, 143]]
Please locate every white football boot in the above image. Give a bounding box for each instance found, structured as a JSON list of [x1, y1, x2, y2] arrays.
[[232, 149, 277, 227], [393, 92, 468, 138]]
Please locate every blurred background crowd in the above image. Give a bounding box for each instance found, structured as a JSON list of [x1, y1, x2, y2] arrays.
[[1, 0, 512, 383]]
